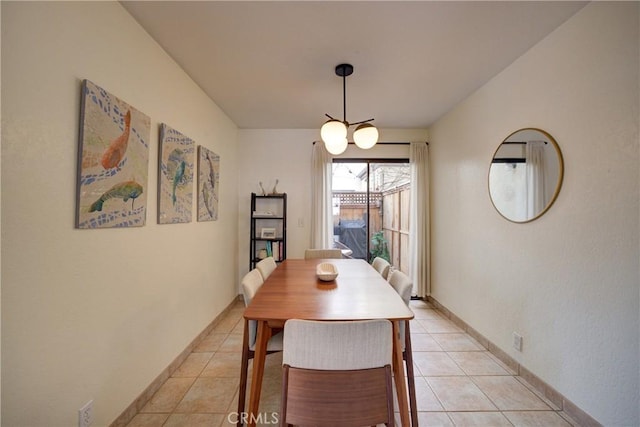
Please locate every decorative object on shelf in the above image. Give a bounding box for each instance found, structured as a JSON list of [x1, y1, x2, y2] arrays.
[[270, 179, 280, 195], [197, 146, 220, 221], [316, 262, 339, 282], [258, 249, 267, 260], [320, 63, 379, 155], [158, 124, 195, 224], [76, 79, 150, 229], [259, 181, 266, 196], [260, 227, 277, 239], [253, 210, 275, 217]]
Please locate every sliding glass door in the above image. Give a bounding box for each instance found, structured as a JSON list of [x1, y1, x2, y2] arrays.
[[331, 160, 410, 272]]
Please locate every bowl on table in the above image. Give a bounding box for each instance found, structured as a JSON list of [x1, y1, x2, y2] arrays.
[[316, 262, 338, 282]]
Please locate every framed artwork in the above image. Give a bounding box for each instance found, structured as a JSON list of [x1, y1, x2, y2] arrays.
[[197, 146, 220, 222], [260, 228, 276, 239], [157, 124, 195, 224], [75, 79, 150, 228]]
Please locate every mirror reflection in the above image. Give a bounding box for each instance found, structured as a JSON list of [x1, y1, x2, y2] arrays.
[[489, 128, 564, 223]]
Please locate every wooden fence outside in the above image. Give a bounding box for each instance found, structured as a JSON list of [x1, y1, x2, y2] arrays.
[[333, 185, 410, 274]]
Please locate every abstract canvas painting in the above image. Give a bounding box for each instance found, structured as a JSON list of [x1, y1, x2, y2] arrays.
[[197, 146, 220, 222], [158, 124, 195, 224], [76, 79, 150, 228]]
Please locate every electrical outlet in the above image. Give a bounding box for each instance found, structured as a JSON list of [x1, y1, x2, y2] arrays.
[[513, 332, 523, 352], [78, 400, 93, 427]]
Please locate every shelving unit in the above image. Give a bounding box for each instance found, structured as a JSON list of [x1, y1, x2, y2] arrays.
[[250, 192, 287, 270]]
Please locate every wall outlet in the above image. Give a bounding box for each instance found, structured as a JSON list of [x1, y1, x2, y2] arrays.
[[78, 399, 93, 427], [513, 332, 523, 352]]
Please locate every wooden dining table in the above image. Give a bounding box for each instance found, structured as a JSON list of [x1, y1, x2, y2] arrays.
[[241, 258, 415, 427]]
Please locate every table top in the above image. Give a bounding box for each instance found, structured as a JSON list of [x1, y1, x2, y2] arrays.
[[243, 258, 414, 322]]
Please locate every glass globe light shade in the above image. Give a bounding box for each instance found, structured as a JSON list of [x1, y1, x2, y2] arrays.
[[320, 119, 348, 145], [324, 137, 348, 155], [353, 123, 379, 149]]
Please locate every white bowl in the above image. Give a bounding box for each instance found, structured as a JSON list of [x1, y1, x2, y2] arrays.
[[316, 262, 338, 282]]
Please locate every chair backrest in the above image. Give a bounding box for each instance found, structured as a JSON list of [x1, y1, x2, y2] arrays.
[[241, 269, 264, 346], [387, 269, 413, 346], [387, 269, 412, 305], [304, 248, 343, 259], [371, 256, 391, 280], [282, 319, 395, 426], [283, 319, 392, 370], [255, 256, 277, 281], [241, 269, 264, 306]]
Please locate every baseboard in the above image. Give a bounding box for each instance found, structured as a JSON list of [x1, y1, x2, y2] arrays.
[[426, 296, 602, 427], [109, 295, 243, 427]]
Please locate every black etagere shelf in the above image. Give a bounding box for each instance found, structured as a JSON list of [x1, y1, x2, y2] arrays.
[[249, 192, 287, 270]]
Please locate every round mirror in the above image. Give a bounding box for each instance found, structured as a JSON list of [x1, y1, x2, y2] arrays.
[[488, 128, 564, 223]]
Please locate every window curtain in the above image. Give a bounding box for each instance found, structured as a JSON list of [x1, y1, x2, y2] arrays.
[[525, 141, 546, 218], [409, 142, 430, 297], [311, 142, 334, 249]]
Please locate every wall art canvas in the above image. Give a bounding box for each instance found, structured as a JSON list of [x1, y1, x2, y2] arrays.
[[197, 146, 220, 221], [157, 124, 195, 224], [76, 80, 150, 228]]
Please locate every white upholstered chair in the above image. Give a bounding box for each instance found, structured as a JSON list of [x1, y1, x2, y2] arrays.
[[255, 256, 277, 281], [387, 269, 412, 305], [281, 319, 395, 427], [304, 248, 343, 259], [237, 269, 283, 426], [386, 269, 418, 426], [371, 256, 391, 280]]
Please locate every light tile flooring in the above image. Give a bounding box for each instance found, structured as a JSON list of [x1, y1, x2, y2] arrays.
[[125, 300, 579, 427]]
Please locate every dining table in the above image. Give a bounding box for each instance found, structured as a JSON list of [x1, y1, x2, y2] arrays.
[[241, 258, 415, 427]]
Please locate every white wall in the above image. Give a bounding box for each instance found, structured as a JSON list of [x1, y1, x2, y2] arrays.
[[429, 3, 639, 426], [1, 3, 238, 426], [236, 128, 427, 282]]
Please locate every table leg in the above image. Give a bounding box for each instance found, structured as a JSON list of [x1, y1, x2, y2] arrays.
[[237, 319, 251, 427], [392, 320, 410, 427], [247, 320, 271, 427]]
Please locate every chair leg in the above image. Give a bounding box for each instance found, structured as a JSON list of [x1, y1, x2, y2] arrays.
[[280, 365, 289, 427], [238, 320, 253, 427], [404, 320, 418, 427], [385, 365, 395, 427]]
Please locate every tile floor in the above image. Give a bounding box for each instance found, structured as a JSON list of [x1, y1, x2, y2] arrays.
[[125, 300, 579, 427]]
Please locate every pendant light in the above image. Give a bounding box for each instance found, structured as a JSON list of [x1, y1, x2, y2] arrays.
[[320, 63, 378, 155]]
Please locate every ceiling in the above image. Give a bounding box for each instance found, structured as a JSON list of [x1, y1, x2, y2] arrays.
[[121, 1, 586, 130]]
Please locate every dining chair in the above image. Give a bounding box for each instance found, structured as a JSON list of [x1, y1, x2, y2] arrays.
[[281, 319, 395, 427], [255, 256, 277, 281], [386, 269, 418, 426], [238, 268, 283, 426], [371, 256, 391, 280], [304, 248, 343, 259]]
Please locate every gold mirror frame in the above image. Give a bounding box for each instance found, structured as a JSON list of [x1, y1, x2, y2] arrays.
[[488, 128, 564, 223]]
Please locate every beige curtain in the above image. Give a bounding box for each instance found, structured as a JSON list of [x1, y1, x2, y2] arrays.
[[409, 142, 430, 297], [311, 142, 333, 249]]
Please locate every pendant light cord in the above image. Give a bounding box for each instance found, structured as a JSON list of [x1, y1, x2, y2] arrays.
[[342, 72, 347, 123]]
